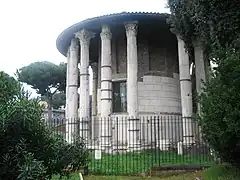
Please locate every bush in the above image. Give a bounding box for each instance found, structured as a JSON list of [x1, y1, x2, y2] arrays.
[[54, 136, 89, 178], [17, 152, 47, 180], [199, 44, 240, 167], [0, 72, 88, 179]]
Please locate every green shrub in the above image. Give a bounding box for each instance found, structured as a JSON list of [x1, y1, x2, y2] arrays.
[[53, 135, 89, 178], [17, 152, 47, 180], [0, 71, 88, 179], [199, 44, 240, 167]]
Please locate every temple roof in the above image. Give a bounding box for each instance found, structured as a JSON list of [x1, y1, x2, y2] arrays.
[[56, 12, 170, 57]]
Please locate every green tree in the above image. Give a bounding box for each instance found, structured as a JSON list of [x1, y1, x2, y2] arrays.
[[0, 71, 20, 104], [167, 0, 240, 167], [0, 71, 88, 180], [199, 46, 240, 167], [42, 92, 66, 109], [16, 61, 67, 121]]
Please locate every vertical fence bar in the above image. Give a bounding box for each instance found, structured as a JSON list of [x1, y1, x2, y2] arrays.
[[125, 116, 128, 174], [39, 114, 215, 176], [153, 116, 157, 165], [170, 115, 174, 163]]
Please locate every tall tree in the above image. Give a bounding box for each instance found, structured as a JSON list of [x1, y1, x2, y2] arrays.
[[16, 61, 67, 121], [41, 92, 66, 109], [168, 0, 240, 167], [0, 71, 20, 104]]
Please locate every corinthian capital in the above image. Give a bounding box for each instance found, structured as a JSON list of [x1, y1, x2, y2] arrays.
[[69, 38, 79, 52], [125, 21, 138, 37], [100, 25, 112, 40], [75, 29, 95, 47]]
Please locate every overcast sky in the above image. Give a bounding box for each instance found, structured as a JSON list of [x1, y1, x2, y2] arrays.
[[0, 0, 169, 96]]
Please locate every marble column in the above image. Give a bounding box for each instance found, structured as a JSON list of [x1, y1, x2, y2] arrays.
[[65, 48, 70, 119], [193, 40, 206, 142], [66, 38, 79, 143], [125, 21, 140, 151], [100, 25, 112, 151], [92, 62, 98, 117], [194, 41, 206, 108], [177, 36, 194, 146], [75, 29, 95, 140], [91, 62, 98, 139]]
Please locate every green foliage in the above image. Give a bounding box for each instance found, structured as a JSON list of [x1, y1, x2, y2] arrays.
[[16, 61, 67, 114], [203, 164, 240, 180], [54, 136, 89, 177], [42, 92, 66, 109], [16, 61, 66, 96], [0, 71, 88, 179], [199, 45, 240, 167], [167, 0, 240, 53], [0, 71, 20, 104], [16, 61, 67, 123], [17, 152, 47, 180], [168, 0, 240, 168]]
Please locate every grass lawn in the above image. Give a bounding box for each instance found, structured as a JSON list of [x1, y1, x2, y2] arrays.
[[202, 164, 240, 180], [88, 150, 213, 175], [52, 164, 240, 180], [52, 173, 198, 180]]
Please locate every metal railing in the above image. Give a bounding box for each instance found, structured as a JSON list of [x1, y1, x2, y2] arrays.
[[47, 115, 214, 175]]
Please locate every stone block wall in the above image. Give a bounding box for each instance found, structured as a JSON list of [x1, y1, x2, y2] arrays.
[[138, 74, 181, 114], [96, 27, 181, 116]]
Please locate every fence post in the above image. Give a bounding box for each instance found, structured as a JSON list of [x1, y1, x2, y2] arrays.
[[127, 116, 140, 152], [100, 116, 112, 152]]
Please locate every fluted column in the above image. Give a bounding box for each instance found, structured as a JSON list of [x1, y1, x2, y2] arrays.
[[100, 25, 112, 117], [100, 25, 112, 151], [92, 62, 98, 117], [91, 62, 98, 139], [65, 49, 70, 119], [75, 29, 95, 140], [125, 21, 140, 151], [193, 40, 207, 143], [194, 41, 206, 108], [66, 38, 79, 143], [177, 36, 194, 146]]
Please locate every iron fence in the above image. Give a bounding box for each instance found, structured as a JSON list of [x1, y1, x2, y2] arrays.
[[46, 115, 214, 175]]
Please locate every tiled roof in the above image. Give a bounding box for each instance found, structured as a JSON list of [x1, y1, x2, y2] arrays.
[[56, 12, 169, 56]]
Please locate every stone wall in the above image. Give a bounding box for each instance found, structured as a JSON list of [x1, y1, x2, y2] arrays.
[[96, 25, 181, 115], [138, 74, 181, 114]]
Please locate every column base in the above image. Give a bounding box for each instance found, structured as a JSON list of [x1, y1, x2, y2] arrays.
[[100, 136, 112, 153], [127, 143, 141, 152], [177, 138, 196, 155]]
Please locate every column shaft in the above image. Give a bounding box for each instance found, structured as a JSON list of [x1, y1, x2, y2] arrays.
[[177, 36, 193, 145], [66, 38, 79, 143], [100, 25, 112, 117], [92, 63, 98, 117], [125, 22, 140, 151], [194, 41, 206, 142], [100, 25, 112, 151], [194, 41, 206, 95], [91, 62, 98, 139], [65, 49, 70, 119], [125, 22, 138, 117], [75, 29, 95, 140]]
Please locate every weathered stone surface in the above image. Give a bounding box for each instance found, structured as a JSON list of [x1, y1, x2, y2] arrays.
[[183, 143, 210, 156]]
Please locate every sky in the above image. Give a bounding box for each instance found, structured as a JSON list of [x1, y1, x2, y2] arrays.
[[0, 0, 169, 97]]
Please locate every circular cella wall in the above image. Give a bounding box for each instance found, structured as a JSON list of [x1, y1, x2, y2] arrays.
[[57, 12, 183, 148], [56, 12, 181, 116]]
